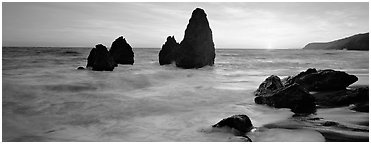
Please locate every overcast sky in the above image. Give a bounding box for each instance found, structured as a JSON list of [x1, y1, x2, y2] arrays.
[[2, 2, 369, 49]]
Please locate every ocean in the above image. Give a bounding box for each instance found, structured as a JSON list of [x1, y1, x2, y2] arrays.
[[2, 47, 369, 141]]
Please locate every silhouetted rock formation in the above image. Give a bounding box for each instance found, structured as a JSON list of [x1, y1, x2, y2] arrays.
[[213, 114, 253, 141], [350, 102, 369, 112], [303, 33, 369, 51], [86, 44, 116, 71], [282, 68, 358, 91], [255, 83, 316, 114], [255, 68, 365, 114], [313, 86, 368, 111], [254, 75, 284, 97], [159, 36, 179, 65], [175, 8, 215, 69], [109, 36, 134, 65]]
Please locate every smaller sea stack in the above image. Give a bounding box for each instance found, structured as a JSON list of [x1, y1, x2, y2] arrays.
[[86, 44, 116, 71], [109, 36, 134, 65], [159, 36, 179, 65]]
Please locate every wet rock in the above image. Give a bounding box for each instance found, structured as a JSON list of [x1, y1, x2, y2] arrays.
[[77, 67, 85, 70], [282, 68, 317, 85], [263, 117, 369, 142], [254, 75, 284, 97], [176, 8, 215, 69], [282, 68, 358, 91], [213, 114, 254, 135], [313, 86, 368, 109], [350, 103, 369, 112], [159, 36, 179, 65], [86, 44, 116, 71], [255, 84, 316, 114], [322, 121, 339, 127], [109, 36, 134, 65]]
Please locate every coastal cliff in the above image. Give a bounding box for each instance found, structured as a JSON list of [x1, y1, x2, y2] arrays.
[[303, 33, 369, 51]]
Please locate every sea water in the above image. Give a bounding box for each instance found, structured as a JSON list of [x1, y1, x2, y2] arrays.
[[2, 47, 369, 141]]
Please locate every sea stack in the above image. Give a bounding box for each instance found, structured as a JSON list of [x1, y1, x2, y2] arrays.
[[159, 36, 179, 65], [176, 8, 216, 69], [109, 36, 134, 65], [86, 44, 117, 71]]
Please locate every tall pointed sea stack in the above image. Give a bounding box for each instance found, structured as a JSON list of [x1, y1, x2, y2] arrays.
[[87, 44, 117, 71], [159, 36, 179, 65], [109, 36, 134, 65], [176, 8, 215, 69]]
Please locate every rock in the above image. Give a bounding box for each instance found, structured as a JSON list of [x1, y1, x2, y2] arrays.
[[255, 83, 316, 114], [282, 68, 317, 86], [77, 66, 85, 70], [158, 36, 179, 65], [176, 8, 215, 69], [350, 103, 369, 112], [303, 33, 369, 51], [212, 114, 254, 135], [263, 118, 369, 142], [86, 44, 116, 71], [109, 36, 134, 65], [312, 86, 368, 108], [283, 68, 358, 91], [322, 121, 339, 127], [254, 75, 284, 97]]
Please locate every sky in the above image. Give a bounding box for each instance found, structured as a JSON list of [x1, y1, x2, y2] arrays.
[[2, 2, 369, 49]]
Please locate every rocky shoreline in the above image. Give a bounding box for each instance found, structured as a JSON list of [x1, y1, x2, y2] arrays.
[[210, 68, 368, 142]]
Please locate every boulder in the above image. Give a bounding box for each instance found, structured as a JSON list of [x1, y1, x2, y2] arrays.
[[109, 36, 134, 65], [282, 68, 358, 91], [350, 103, 369, 112], [86, 44, 116, 71], [176, 8, 215, 69], [254, 75, 284, 97], [255, 83, 316, 114], [282, 68, 317, 86], [313, 86, 369, 109], [159, 36, 179, 65], [212, 114, 254, 135]]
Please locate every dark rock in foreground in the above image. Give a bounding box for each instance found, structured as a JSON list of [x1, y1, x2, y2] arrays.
[[256, 68, 364, 113], [263, 117, 369, 142], [313, 86, 368, 108], [350, 103, 369, 112], [303, 33, 369, 51], [109, 36, 134, 65], [86, 44, 116, 71], [255, 84, 316, 114], [254, 75, 284, 97], [176, 8, 215, 69], [213, 114, 254, 137], [283, 68, 358, 91], [159, 36, 179, 65]]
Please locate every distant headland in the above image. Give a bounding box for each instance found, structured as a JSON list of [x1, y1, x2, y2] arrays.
[[303, 33, 369, 51]]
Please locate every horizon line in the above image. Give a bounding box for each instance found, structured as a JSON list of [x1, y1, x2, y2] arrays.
[[2, 46, 303, 49]]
